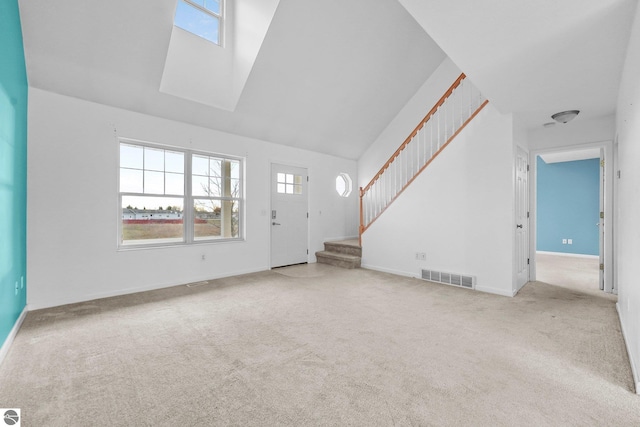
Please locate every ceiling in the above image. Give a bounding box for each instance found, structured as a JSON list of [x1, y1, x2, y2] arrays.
[[399, 0, 638, 131], [17, 0, 639, 159], [18, 0, 445, 160]]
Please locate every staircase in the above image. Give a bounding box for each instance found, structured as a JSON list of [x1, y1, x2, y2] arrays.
[[318, 75, 486, 268], [359, 73, 488, 242], [316, 239, 361, 269]]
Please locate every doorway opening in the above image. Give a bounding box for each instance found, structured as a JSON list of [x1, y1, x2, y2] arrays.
[[531, 142, 614, 295]]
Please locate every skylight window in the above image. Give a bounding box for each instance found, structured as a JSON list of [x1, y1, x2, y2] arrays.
[[174, 0, 223, 45]]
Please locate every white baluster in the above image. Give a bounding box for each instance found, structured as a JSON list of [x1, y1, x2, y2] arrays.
[[429, 118, 434, 158], [443, 100, 448, 143], [420, 123, 427, 168], [437, 107, 441, 150], [416, 132, 420, 174], [450, 88, 455, 138], [398, 151, 403, 189]]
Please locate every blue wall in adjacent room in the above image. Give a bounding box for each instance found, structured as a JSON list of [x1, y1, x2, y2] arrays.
[[0, 0, 28, 349], [536, 156, 600, 255]]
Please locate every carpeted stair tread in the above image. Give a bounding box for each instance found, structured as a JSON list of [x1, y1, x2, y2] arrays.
[[323, 240, 362, 257], [316, 239, 362, 269], [316, 251, 360, 261]]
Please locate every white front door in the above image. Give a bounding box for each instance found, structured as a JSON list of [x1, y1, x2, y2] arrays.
[[515, 146, 530, 289], [270, 164, 308, 268]]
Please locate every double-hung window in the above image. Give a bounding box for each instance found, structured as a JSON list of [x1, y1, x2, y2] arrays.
[[118, 140, 243, 248], [192, 153, 241, 241]]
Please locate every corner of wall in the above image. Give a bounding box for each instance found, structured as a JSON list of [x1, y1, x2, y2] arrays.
[[0, 306, 27, 367], [614, 0, 640, 396], [617, 302, 640, 394], [0, 0, 28, 353]]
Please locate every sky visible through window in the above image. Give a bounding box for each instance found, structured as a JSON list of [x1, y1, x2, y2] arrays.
[[120, 143, 242, 212], [175, 0, 221, 45], [120, 144, 186, 212]]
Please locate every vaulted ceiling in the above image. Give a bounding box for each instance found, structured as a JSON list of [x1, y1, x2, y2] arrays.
[[17, 0, 638, 159], [18, 0, 445, 160]]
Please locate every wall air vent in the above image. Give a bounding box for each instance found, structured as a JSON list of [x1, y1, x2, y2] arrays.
[[421, 269, 475, 290]]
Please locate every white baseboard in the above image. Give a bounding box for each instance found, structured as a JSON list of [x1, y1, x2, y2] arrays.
[[28, 266, 269, 311], [513, 279, 528, 296], [475, 285, 517, 298], [0, 306, 28, 367], [361, 264, 515, 297], [536, 251, 599, 259], [616, 302, 639, 394], [360, 263, 416, 279]]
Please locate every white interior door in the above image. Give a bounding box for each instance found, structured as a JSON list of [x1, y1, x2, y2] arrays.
[[515, 146, 530, 289], [270, 164, 308, 268], [599, 148, 605, 291]]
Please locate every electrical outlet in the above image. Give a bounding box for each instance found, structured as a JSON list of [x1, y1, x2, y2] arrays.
[[562, 239, 567, 244], [201, 254, 206, 261], [568, 239, 573, 245], [415, 252, 426, 261]]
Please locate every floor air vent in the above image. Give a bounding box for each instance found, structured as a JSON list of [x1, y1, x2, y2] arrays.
[[421, 269, 475, 289]]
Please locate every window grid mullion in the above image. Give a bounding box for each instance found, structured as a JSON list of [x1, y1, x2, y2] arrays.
[[120, 192, 185, 198], [183, 0, 221, 19], [185, 150, 194, 244], [119, 139, 242, 248]]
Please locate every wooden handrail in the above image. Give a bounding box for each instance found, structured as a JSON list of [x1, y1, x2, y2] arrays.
[[362, 73, 466, 194], [360, 99, 489, 236]]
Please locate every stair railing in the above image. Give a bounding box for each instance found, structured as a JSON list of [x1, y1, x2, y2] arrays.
[[359, 73, 488, 243]]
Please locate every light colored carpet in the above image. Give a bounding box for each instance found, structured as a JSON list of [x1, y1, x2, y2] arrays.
[[1, 265, 638, 425], [536, 252, 604, 297], [273, 263, 331, 278]]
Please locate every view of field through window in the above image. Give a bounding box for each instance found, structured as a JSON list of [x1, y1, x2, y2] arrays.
[[119, 142, 241, 246]]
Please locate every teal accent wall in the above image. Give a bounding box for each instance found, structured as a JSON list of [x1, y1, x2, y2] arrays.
[[536, 156, 600, 255], [0, 0, 28, 348]]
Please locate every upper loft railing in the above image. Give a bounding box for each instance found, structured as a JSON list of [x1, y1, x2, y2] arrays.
[[359, 73, 488, 241]]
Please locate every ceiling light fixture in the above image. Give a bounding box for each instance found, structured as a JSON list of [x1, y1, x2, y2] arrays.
[[551, 110, 580, 124]]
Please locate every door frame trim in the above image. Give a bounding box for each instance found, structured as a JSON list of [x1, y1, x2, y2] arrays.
[[269, 162, 310, 268], [529, 140, 614, 293], [514, 145, 530, 294]]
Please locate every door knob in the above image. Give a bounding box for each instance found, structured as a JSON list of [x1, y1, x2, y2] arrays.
[[272, 222, 281, 226], [516, 224, 523, 229]]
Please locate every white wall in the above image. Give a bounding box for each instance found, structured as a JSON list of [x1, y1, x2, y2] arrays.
[[360, 103, 516, 297], [27, 88, 358, 309], [358, 58, 460, 186], [527, 114, 615, 151], [615, 3, 640, 393]]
